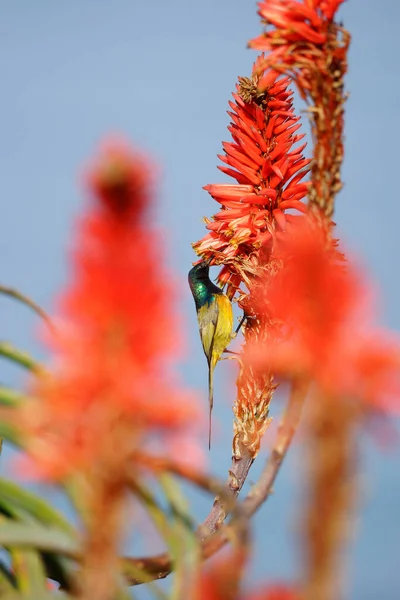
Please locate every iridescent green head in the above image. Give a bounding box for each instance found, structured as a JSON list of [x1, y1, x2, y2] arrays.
[[188, 261, 222, 310]]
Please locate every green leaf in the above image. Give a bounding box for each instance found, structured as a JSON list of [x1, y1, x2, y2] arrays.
[[0, 479, 75, 535], [159, 475, 200, 600], [125, 480, 173, 599], [41, 553, 74, 594], [0, 343, 41, 372], [120, 559, 168, 600], [0, 482, 77, 592], [0, 560, 16, 595], [0, 285, 53, 331], [0, 423, 22, 448], [0, 389, 25, 449], [62, 474, 91, 527], [11, 548, 48, 597], [0, 521, 78, 557], [129, 479, 173, 541], [0, 388, 30, 409], [1, 593, 71, 600]]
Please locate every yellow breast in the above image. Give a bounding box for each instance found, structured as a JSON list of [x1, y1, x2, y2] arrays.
[[197, 294, 233, 365]]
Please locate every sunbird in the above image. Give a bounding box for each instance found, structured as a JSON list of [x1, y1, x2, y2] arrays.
[[188, 260, 235, 449]]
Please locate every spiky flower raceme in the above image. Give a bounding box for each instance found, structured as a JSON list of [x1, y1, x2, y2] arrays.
[[247, 216, 400, 410], [246, 215, 400, 600], [193, 57, 310, 300], [18, 139, 204, 600], [251, 1, 346, 59], [191, 58, 310, 458], [21, 140, 201, 481], [193, 59, 310, 456], [245, 6, 358, 595], [250, 0, 349, 217]]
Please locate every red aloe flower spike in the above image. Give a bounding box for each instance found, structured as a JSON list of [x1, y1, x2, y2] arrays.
[[193, 59, 310, 298], [244, 215, 400, 600], [196, 554, 300, 600], [17, 139, 203, 600], [249, 0, 350, 218], [246, 216, 400, 413], [20, 138, 202, 482], [192, 58, 311, 459]]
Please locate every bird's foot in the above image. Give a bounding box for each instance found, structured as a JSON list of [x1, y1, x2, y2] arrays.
[[233, 312, 257, 337], [221, 349, 243, 367]]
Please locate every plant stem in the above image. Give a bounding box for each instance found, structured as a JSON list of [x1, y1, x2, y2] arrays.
[[123, 380, 308, 586]]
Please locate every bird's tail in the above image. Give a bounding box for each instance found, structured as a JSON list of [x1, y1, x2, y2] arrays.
[[208, 356, 217, 450]]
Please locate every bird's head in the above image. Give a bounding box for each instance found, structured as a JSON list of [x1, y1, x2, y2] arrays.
[[188, 260, 210, 283], [188, 258, 224, 304]]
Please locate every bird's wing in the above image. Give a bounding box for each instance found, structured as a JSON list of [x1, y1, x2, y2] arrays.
[[213, 294, 234, 352], [197, 300, 220, 364]]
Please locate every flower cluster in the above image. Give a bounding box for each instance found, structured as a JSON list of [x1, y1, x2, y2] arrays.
[[251, 1, 346, 76], [21, 139, 201, 481], [193, 57, 310, 299], [249, 0, 350, 217], [197, 557, 299, 600], [247, 216, 400, 411], [243, 216, 400, 599]]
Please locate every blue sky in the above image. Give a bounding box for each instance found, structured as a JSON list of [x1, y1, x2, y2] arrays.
[[1, 1, 399, 598]]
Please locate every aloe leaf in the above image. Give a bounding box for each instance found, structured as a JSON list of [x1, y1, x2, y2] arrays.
[[159, 475, 200, 600], [125, 480, 173, 599], [120, 558, 168, 600], [0, 560, 16, 595], [41, 552, 74, 593], [0, 422, 22, 448], [129, 479, 173, 542], [0, 521, 78, 556], [1, 593, 70, 600], [63, 473, 91, 527], [0, 343, 41, 372], [0, 482, 77, 591], [0, 286, 52, 329], [0, 388, 32, 409], [11, 548, 48, 597], [0, 479, 75, 535]]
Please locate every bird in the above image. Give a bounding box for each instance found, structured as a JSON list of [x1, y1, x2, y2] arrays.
[[188, 260, 234, 449]]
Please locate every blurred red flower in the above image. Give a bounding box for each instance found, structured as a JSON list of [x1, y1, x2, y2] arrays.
[[197, 560, 299, 600], [248, 585, 300, 600], [246, 217, 400, 411], [21, 139, 202, 480], [86, 139, 152, 217]]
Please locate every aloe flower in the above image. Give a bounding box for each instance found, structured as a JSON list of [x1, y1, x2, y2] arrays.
[[249, 0, 349, 217], [193, 57, 310, 299], [21, 139, 201, 480]]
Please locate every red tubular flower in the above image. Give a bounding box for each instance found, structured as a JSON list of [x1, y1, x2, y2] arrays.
[[251, 1, 345, 54], [193, 57, 310, 298], [21, 139, 202, 481], [246, 217, 400, 411], [86, 140, 151, 217], [250, 0, 346, 83], [248, 586, 300, 600], [249, 0, 349, 218], [195, 560, 299, 600], [192, 58, 310, 457]]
